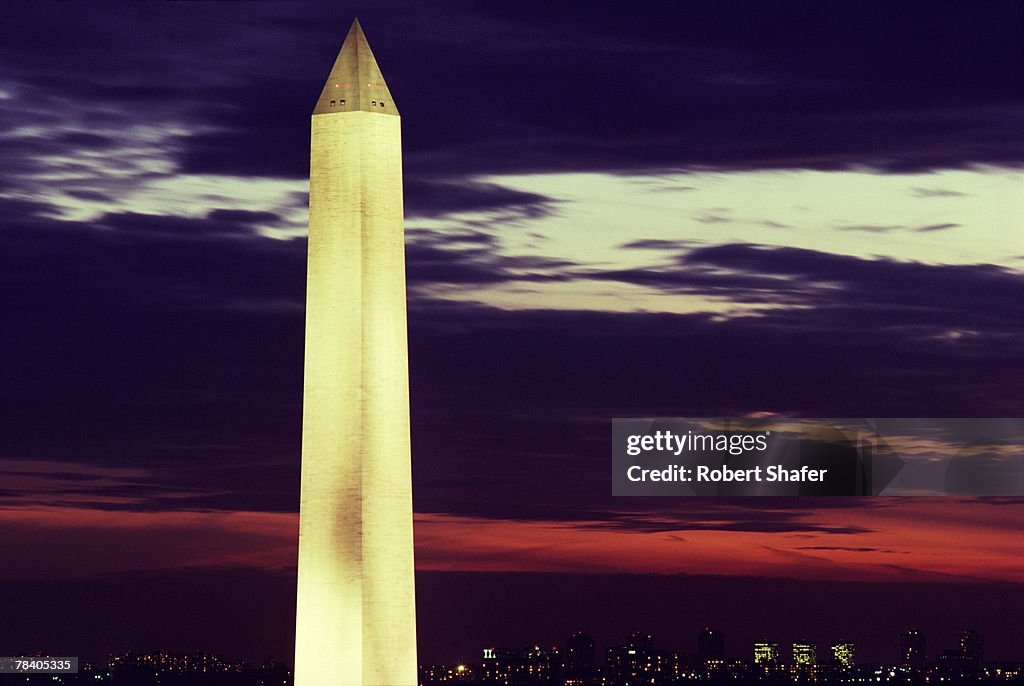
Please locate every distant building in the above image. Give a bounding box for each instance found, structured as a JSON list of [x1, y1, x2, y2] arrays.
[[792, 641, 817, 667], [830, 641, 855, 669], [961, 629, 985, 669], [900, 629, 927, 668], [605, 632, 671, 685], [933, 630, 985, 677], [564, 631, 595, 684], [753, 641, 780, 667], [937, 649, 975, 676], [481, 645, 559, 683], [107, 650, 244, 675], [419, 663, 475, 683], [698, 627, 725, 663], [791, 640, 817, 680]]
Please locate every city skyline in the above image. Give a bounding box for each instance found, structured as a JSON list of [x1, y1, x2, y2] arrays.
[[9, 624, 1020, 685], [14, 573, 1024, 666], [1, 0, 1022, 670]]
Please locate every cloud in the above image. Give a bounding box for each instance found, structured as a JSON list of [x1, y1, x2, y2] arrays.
[[916, 222, 960, 232], [406, 225, 575, 288], [910, 187, 969, 198], [694, 214, 732, 224], [412, 499, 1024, 583], [836, 222, 961, 233], [797, 545, 901, 553], [836, 224, 903, 233], [2, 1, 1022, 189], [0, 506, 296, 581], [620, 239, 696, 250], [99, 209, 283, 237], [678, 243, 1024, 328], [405, 178, 559, 220], [568, 242, 1024, 342], [64, 189, 117, 202], [577, 508, 872, 536], [4, 179, 1022, 530]]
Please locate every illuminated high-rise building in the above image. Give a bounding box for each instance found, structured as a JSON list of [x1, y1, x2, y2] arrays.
[[753, 642, 780, 666], [792, 641, 817, 666], [831, 641, 855, 669], [294, 19, 417, 686]]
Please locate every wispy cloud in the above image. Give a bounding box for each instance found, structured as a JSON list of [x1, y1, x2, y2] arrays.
[[412, 499, 1024, 583]]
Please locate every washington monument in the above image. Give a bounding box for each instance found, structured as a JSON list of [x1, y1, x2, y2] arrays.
[[294, 19, 417, 686]]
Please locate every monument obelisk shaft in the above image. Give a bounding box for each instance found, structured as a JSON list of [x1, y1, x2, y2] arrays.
[[295, 19, 417, 686]]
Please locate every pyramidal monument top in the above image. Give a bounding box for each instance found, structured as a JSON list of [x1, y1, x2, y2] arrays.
[[312, 19, 397, 116]]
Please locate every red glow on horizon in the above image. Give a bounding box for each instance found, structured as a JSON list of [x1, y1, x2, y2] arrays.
[[0, 500, 1020, 585]]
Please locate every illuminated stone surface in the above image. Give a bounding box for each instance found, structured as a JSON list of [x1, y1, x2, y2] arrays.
[[294, 19, 417, 686]]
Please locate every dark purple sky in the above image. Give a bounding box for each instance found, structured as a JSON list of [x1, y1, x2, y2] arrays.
[[1, 0, 1023, 667]]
